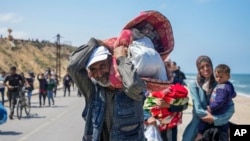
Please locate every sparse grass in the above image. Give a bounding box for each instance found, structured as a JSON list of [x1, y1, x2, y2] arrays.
[[0, 47, 10, 56], [14, 61, 18, 67], [0, 39, 75, 75], [34, 56, 48, 68], [21, 65, 27, 71]]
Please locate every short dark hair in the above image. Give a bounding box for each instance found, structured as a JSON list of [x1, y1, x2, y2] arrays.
[[172, 61, 176, 66], [10, 66, 16, 70], [215, 64, 230, 74]]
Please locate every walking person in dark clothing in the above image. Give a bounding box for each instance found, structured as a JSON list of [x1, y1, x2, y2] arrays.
[[37, 73, 47, 107], [26, 72, 35, 106], [170, 61, 187, 85], [63, 71, 72, 97], [4, 66, 29, 119]]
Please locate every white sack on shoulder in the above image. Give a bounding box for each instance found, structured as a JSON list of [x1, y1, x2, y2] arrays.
[[128, 42, 168, 81]]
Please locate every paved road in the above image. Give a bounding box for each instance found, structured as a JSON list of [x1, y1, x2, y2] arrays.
[[0, 88, 194, 141], [0, 89, 85, 141]]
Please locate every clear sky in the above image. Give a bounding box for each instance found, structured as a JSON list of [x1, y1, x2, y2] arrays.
[[1, 0, 250, 74]]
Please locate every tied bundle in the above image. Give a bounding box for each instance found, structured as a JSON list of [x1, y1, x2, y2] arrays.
[[143, 83, 189, 131]]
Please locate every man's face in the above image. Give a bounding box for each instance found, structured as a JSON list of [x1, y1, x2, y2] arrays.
[[48, 74, 51, 79], [41, 74, 45, 78], [88, 59, 110, 87], [10, 69, 16, 75]]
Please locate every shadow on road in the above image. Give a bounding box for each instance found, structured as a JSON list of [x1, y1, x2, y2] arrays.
[[30, 105, 68, 108], [30, 105, 43, 108], [0, 131, 23, 135], [21, 113, 46, 119], [51, 105, 68, 108]]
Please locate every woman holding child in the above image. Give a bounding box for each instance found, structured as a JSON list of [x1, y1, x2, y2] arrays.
[[182, 55, 235, 141]]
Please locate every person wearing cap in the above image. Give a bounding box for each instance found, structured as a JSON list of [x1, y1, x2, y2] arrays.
[[68, 37, 146, 141]]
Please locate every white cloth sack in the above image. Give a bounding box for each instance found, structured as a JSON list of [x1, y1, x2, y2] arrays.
[[134, 36, 155, 49], [128, 42, 168, 81]]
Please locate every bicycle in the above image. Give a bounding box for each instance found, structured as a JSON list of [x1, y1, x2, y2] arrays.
[[15, 86, 31, 119]]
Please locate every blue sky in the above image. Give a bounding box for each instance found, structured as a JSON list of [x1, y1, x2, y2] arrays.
[[1, 0, 250, 74]]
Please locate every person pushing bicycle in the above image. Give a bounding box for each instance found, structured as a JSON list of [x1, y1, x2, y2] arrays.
[[3, 66, 29, 120]]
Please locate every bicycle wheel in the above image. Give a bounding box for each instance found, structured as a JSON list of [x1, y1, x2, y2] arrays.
[[24, 98, 31, 116], [16, 98, 23, 120]]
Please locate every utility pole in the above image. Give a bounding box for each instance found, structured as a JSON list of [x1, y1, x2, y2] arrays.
[[55, 34, 61, 79]]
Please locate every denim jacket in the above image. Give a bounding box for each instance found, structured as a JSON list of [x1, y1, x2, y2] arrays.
[[68, 38, 146, 141]]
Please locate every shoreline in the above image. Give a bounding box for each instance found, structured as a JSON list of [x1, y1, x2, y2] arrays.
[[231, 94, 250, 124], [236, 92, 250, 98]]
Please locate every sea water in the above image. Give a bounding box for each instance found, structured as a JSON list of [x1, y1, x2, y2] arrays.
[[185, 73, 250, 97]]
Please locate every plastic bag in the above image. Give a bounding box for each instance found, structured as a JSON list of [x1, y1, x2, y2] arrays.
[[144, 124, 163, 141], [128, 42, 168, 81], [0, 103, 7, 125]]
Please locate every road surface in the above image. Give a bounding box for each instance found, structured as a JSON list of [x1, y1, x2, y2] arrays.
[[0, 89, 85, 141], [0, 88, 195, 141]]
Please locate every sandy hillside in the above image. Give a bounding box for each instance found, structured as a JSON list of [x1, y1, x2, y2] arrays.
[[0, 38, 76, 87]]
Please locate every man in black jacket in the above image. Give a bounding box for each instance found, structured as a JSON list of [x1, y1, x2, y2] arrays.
[[4, 66, 28, 119], [63, 71, 72, 97], [171, 61, 186, 85]]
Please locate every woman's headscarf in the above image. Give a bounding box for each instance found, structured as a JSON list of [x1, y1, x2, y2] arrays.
[[196, 55, 216, 94]]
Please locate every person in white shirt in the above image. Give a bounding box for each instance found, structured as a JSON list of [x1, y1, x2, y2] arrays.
[[0, 71, 6, 106]]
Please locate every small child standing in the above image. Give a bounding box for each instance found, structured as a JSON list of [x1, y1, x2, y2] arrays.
[[197, 64, 237, 141]]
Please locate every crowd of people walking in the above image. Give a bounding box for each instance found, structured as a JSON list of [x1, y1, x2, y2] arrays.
[[0, 67, 75, 120]]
